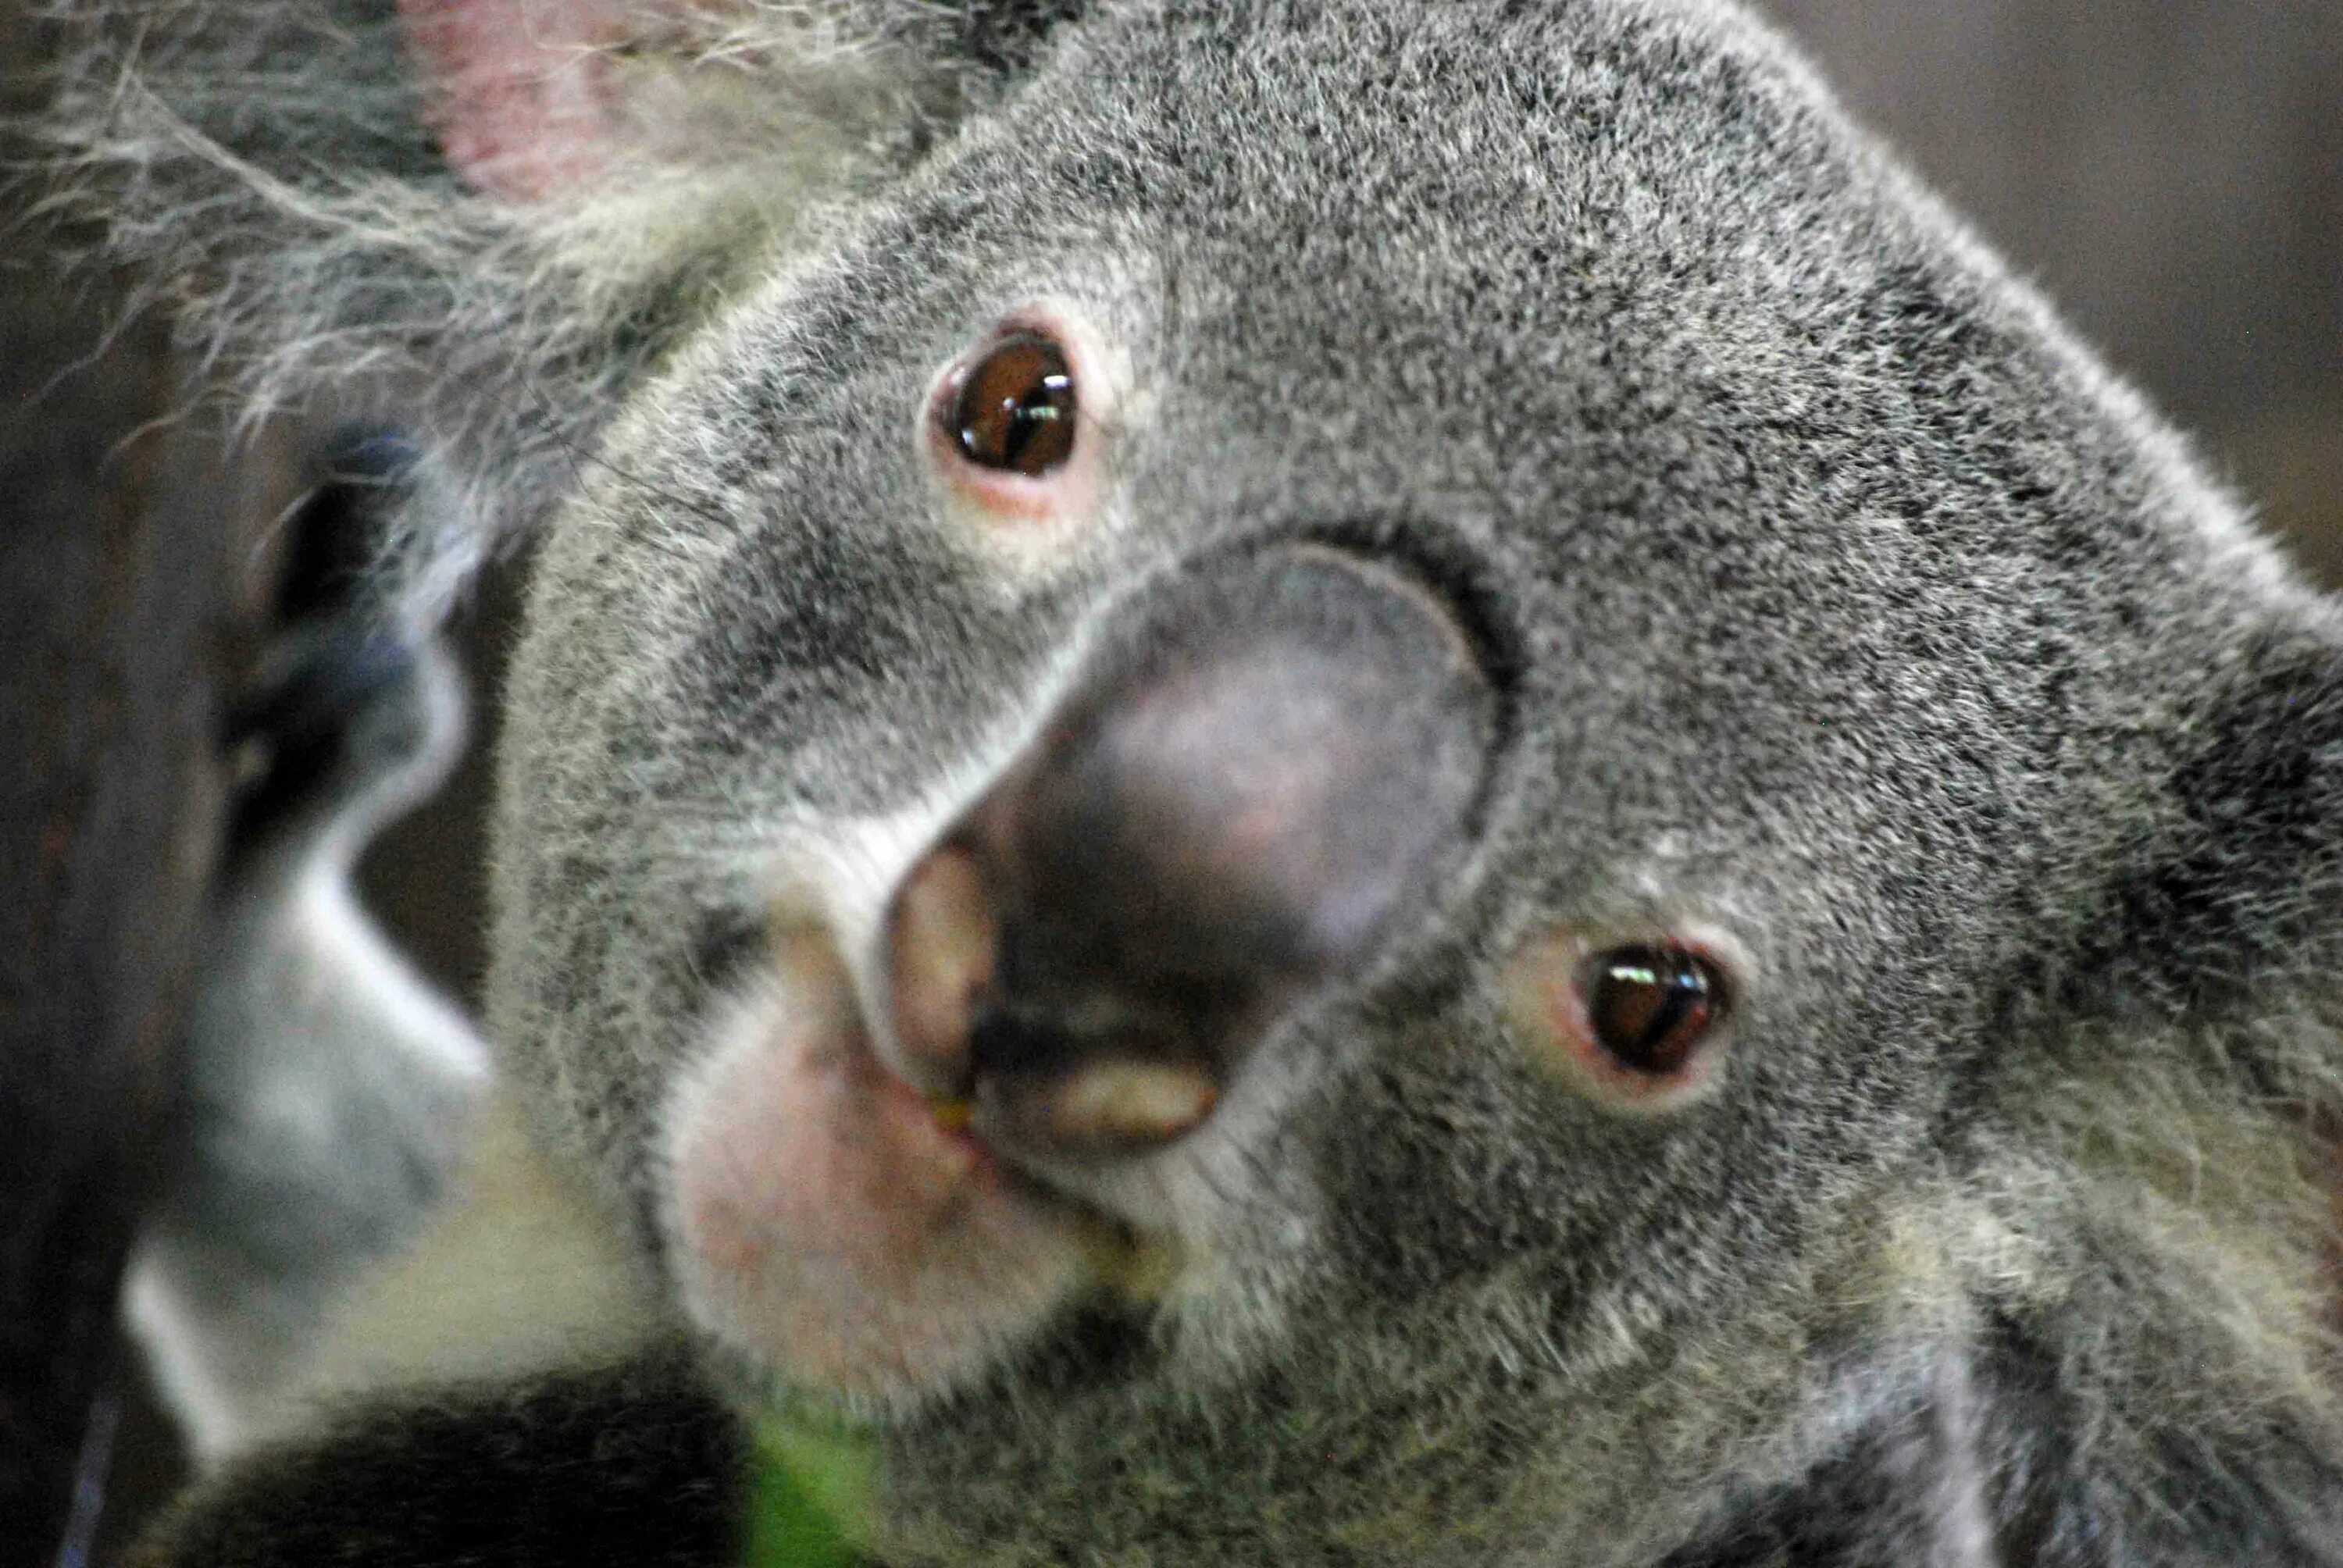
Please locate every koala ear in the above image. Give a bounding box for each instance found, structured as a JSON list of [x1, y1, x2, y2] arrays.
[[401, 0, 1079, 201], [2057, 612, 2343, 1084], [398, 0, 740, 205], [37, 0, 1076, 593]]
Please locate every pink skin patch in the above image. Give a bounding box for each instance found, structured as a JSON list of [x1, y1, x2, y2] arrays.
[[395, 0, 634, 201], [669, 926, 1095, 1404]]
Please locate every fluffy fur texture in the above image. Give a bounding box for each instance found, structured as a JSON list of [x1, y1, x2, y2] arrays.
[[35, 0, 1075, 610], [40, 1, 2343, 1563]]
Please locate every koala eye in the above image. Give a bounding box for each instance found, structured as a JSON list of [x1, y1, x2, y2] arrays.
[[1579, 944, 1728, 1077], [948, 332, 1077, 476], [1503, 928, 1739, 1110], [922, 308, 1111, 560]]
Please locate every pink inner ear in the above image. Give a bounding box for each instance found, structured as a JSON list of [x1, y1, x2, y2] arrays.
[[396, 0, 637, 201]]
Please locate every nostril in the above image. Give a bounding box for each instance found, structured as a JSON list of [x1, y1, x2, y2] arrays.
[[887, 835, 1234, 1157], [967, 1010, 1085, 1082]]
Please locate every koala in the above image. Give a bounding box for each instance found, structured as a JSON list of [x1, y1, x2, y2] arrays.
[[125, 433, 489, 1463], [38, 0, 2343, 1564]]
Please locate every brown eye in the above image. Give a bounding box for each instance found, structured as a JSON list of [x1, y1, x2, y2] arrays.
[[950, 333, 1077, 476], [1580, 944, 1727, 1077]]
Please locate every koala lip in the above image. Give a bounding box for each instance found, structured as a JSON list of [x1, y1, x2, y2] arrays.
[[669, 917, 1118, 1405]]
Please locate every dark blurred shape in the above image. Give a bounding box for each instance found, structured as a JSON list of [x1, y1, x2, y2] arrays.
[[270, 430, 423, 625], [1, 7, 220, 1560], [226, 432, 431, 853]]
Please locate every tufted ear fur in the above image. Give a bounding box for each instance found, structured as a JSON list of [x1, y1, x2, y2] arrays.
[[2055, 613, 2343, 1083], [1942, 607, 2343, 1559], [35, 0, 1086, 603]]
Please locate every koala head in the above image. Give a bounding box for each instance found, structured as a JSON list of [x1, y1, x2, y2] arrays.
[[50, 0, 2343, 1562]]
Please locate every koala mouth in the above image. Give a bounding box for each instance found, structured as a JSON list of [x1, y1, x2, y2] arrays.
[[667, 918, 1165, 1413], [666, 545, 1497, 1409]]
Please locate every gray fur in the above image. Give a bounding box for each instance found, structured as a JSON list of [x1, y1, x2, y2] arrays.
[[42, 0, 2343, 1563]]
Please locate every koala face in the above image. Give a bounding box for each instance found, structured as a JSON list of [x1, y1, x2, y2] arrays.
[[457, 4, 2331, 1559], [54, 0, 2343, 1561]]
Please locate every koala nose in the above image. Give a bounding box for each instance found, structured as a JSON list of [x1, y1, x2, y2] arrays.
[[883, 545, 1496, 1159]]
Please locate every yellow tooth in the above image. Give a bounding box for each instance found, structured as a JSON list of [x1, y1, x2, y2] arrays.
[[1052, 1059, 1219, 1149], [928, 1095, 974, 1133]]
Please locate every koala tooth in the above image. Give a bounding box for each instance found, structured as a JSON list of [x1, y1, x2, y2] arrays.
[[992, 1052, 1221, 1156]]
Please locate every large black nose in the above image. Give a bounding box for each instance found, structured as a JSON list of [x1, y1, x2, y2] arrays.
[[883, 545, 1496, 1157]]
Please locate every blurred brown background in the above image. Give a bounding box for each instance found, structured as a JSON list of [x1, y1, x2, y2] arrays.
[[3, 1, 2338, 1562], [1770, 0, 2343, 580]]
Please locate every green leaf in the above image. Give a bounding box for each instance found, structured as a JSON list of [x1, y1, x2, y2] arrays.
[[743, 1416, 879, 1568]]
